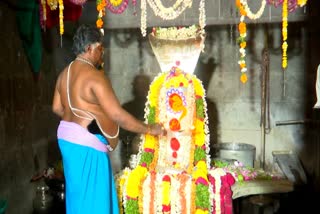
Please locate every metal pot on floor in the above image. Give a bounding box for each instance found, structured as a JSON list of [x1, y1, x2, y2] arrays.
[[212, 143, 256, 167]]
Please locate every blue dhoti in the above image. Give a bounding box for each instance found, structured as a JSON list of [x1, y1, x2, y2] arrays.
[[57, 120, 119, 214]]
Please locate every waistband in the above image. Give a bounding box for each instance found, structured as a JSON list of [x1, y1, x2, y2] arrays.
[[57, 120, 108, 152]]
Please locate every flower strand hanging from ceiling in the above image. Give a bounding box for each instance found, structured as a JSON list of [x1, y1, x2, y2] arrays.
[[267, 0, 308, 70], [235, 0, 247, 84], [236, 0, 266, 84], [40, 0, 47, 30], [140, 0, 206, 37], [267, 0, 307, 12], [96, 0, 106, 31], [282, 0, 288, 69], [267, 0, 307, 70], [58, 0, 64, 37]]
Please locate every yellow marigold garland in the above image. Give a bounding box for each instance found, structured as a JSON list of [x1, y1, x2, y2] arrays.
[[194, 116, 205, 146], [126, 165, 148, 198], [58, 0, 64, 36], [282, 0, 288, 69]]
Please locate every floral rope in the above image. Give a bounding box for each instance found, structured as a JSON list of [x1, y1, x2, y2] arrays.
[[96, 0, 106, 30], [147, 0, 192, 20], [40, 0, 47, 30], [282, 0, 288, 69], [58, 0, 64, 42], [47, 0, 58, 10], [241, 0, 266, 20], [141, 0, 206, 37], [236, 0, 248, 83]]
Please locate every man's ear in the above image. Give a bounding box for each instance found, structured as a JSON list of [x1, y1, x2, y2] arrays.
[[85, 44, 92, 52]]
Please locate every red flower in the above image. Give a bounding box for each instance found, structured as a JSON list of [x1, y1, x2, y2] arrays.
[[170, 138, 180, 151]]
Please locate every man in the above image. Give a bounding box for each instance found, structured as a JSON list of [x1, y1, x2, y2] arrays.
[[52, 25, 165, 214]]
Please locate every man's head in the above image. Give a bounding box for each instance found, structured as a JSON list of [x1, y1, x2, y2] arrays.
[[72, 25, 104, 56], [132, 74, 151, 99]]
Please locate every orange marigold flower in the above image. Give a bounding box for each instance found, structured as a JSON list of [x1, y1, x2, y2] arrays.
[[96, 18, 103, 28], [238, 22, 246, 34], [240, 7, 247, 16], [235, 0, 241, 8], [239, 62, 246, 69], [240, 41, 246, 49], [240, 73, 248, 84], [97, 4, 103, 11]]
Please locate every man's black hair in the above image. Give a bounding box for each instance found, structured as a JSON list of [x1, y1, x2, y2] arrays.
[[72, 25, 103, 55]]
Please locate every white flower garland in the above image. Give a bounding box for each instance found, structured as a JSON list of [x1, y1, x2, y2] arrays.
[[140, 0, 206, 37], [154, 25, 202, 40], [142, 174, 152, 212], [210, 168, 226, 214], [147, 0, 192, 20], [199, 0, 206, 29], [141, 0, 147, 36], [240, 0, 266, 20]]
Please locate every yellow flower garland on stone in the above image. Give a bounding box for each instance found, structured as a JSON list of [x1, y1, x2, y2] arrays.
[[126, 165, 148, 198], [194, 119, 205, 147]]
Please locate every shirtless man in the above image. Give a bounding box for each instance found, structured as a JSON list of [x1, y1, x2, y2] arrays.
[[52, 24, 165, 214]]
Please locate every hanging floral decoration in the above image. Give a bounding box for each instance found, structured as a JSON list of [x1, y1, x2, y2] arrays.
[[241, 0, 266, 20], [58, 0, 64, 36], [267, 0, 307, 12], [140, 0, 206, 37], [40, 0, 47, 30], [266, 0, 308, 69], [47, 0, 58, 10], [236, 0, 248, 84], [282, 0, 288, 69], [106, 0, 136, 14], [96, 0, 106, 30], [235, 0, 267, 84]]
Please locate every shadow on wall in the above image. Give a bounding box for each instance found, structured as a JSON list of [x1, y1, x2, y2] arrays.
[[194, 57, 220, 155], [119, 74, 151, 168]]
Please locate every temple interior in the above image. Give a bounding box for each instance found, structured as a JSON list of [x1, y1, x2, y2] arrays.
[[0, 0, 320, 213]]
